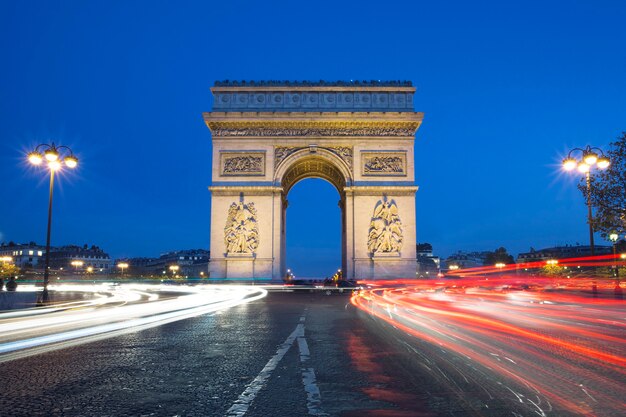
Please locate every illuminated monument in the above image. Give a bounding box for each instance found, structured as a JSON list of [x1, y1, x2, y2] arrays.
[[204, 81, 423, 280]]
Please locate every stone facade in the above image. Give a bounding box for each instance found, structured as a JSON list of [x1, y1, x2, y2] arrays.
[[205, 81, 423, 281]]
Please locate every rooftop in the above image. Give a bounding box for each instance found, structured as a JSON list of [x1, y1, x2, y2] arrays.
[[214, 80, 412, 87]]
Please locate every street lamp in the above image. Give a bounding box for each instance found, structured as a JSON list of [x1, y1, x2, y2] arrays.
[[27, 142, 78, 302], [117, 262, 129, 277], [609, 231, 619, 280], [563, 145, 610, 255], [71, 260, 84, 272], [169, 265, 179, 277]]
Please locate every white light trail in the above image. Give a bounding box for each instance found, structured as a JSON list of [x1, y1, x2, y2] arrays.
[[0, 284, 267, 362]]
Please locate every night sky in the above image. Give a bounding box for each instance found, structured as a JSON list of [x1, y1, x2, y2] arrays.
[[1, 1, 625, 277]]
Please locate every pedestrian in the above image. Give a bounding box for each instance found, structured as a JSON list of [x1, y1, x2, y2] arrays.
[[6, 277, 17, 291]]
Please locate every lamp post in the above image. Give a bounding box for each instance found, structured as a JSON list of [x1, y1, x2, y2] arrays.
[[117, 262, 129, 277], [27, 143, 78, 303], [609, 231, 619, 279], [562, 146, 610, 256], [169, 265, 179, 277], [71, 260, 84, 274]]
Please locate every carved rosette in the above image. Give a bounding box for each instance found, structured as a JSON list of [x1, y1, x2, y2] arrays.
[[368, 199, 403, 254], [224, 202, 259, 254]]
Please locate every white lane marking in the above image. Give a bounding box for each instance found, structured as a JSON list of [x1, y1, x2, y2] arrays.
[[226, 320, 304, 417], [297, 336, 326, 416]]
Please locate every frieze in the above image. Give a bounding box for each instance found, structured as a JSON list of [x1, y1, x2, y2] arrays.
[[361, 151, 407, 176], [220, 151, 266, 176], [212, 127, 417, 137]]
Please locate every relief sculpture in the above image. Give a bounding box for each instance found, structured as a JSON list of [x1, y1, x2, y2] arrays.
[[221, 152, 265, 176], [368, 199, 403, 254], [224, 202, 259, 254], [362, 152, 406, 176]]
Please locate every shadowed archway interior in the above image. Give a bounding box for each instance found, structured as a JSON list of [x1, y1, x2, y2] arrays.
[[280, 156, 347, 278]]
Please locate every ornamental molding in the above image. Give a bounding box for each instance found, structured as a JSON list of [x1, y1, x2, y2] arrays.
[[208, 121, 420, 137], [220, 151, 266, 176], [361, 151, 407, 176], [368, 198, 403, 255], [224, 202, 259, 255]]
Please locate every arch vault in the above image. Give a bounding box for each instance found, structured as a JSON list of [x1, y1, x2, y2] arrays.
[[204, 81, 423, 281]]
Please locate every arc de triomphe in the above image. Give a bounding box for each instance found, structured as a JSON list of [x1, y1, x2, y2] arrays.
[[204, 81, 423, 281]]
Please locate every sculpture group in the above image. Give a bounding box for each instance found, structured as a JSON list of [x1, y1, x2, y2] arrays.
[[224, 202, 259, 254]]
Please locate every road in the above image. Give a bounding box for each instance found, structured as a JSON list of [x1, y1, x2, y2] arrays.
[[0, 283, 624, 416]]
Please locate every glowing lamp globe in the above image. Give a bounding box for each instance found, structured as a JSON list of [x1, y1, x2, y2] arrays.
[[44, 149, 59, 162], [562, 157, 577, 171], [64, 155, 78, 168], [577, 162, 590, 173], [48, 160, 62, 171], [583, 152, 598, 165], [597, 157, 610, 169], [28, 152, 44, 165]]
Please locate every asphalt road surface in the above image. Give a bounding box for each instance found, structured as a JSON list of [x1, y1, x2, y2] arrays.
[[1, 288, 624, 416]]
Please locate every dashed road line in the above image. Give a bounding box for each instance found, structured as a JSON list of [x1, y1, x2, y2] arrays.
[[226, 321, 304, 416], [298, 336, 326, 416], [226, 313, 326, 416]]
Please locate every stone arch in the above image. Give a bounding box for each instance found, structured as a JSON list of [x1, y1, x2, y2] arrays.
[[205, 81, 422, 281], [274, 147, 353, 193], [274, 148, 352, 278]]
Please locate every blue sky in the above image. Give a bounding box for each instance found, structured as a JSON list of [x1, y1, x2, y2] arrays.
[[1, 1, 625, 277]]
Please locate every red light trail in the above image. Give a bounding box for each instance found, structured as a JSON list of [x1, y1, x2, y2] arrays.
[[352, 274, 626, 416]]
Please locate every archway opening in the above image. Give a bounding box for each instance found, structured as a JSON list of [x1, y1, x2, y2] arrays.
[[285, 178, 342, 278]]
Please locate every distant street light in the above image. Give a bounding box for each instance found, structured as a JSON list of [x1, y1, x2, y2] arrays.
[[563, 146, 610, 256], [71, 260, 84, 272], [28, 142, 78, 302], [117, 262, 129, 276], [169, 265, 179, 277], [0, 256, 13, 263], [609, 231, 619, 281]]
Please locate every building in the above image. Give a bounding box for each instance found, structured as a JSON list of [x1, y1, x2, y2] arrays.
[[121, 249, 210, 278], [416, 243, 440, 278], [516, 244, 612, 263], [444, 251, 490, 269], [47, 245, 112, 273], [0, 242, 46, 268]]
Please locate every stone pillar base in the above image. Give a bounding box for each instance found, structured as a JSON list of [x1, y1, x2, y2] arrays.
[[354, 257, 417, 279]]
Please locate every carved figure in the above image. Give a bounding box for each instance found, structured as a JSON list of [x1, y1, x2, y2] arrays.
[[224, 202, 259, 254], [368, 199, 403, 254]]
